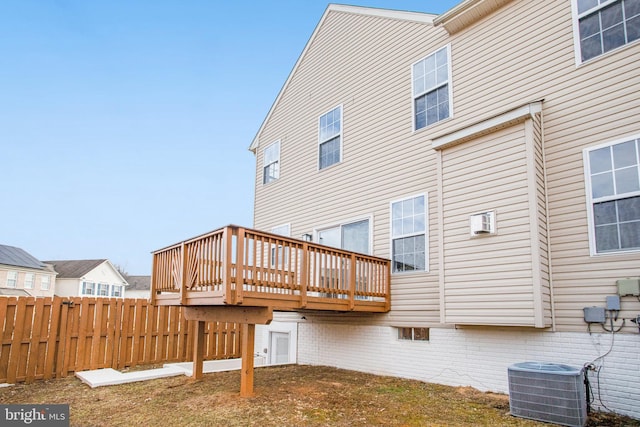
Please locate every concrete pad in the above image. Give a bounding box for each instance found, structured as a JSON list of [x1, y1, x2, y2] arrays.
[[75, 356, 267, 388], [165, 356, 266, 376], [76, 365, 185, 388]]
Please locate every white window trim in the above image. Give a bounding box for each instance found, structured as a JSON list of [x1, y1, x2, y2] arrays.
[[317, 104, 343, 171], [81, 281, 95, 296], [24, 273, 34, 289], [97, 283, 110, 296], [111, 284, 123, 297], [390, 193, 429, 274], [571, 0, 640, 66], [40, 275, 50, 291], [270, 223, 291, 237], [313, 214, 374, 255], [583, 132, 640, 256], [411, 44, 453, 132], [270, 223, 292, 268], [262, 140, 281, 185], [6, 271, 17, 288]]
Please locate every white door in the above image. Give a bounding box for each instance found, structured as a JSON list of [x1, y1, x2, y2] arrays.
[[269, 332, 290, 364]]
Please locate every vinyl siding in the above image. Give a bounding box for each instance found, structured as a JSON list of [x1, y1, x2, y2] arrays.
[[440, 121, 550, 327], [253, 0, 640, 332], [253, 10, 448, 325], [436, 0, 640, 331]]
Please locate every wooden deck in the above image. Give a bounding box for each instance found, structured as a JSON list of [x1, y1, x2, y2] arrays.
[[150, 225, 391, 314], [150, 225, 390, 396]]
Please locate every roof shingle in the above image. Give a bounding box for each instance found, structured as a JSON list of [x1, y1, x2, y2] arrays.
[[44, 260, 106, 278], [0, 244, 46, 270]]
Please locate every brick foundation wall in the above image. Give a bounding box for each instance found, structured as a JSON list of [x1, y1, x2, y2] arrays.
[[297, 323, 640, 419]]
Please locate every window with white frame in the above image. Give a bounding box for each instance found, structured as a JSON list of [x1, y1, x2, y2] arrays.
[[97, 283, 109, 296], [270, 224, 291, 268], [24, 273, 34, 289], [112, 285, 123, 298], [6, 271, 17, 288], [263, 140, 280, 184], [318, 219, 370, 255], [82, 281, 95, 295], [41, 275, 50, 291], [318, 105, 342, 169], [574, 0, 640, 62], [391, 195, 427, 272], [397, 327, 430, 341], [586, 136, 640, 253], [412, 46, 451, 130]]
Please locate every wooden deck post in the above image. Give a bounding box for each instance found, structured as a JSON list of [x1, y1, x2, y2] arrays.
[[180, 242, 188, 305], [240, 323, 256, 397], [192, 320, 205, 379]]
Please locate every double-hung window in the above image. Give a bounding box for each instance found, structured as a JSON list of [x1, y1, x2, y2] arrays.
[[24, 273, 34, 289], [82, 281, 95, 296], [41, 275, 50, 291], [6, 271, 17, 288], [573, 0, 640, 62], [412, 46, 451, 130], [112, 285, 123, 298], [318, 105, 342, 170], [585, 136, 640, 254], [391, 195, 427, 272], [97, 283, 109, 296], [263, 141, 280, 184]]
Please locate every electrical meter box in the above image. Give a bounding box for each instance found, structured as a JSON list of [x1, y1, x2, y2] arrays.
[[617, 278, 640, 296], [583, 306, 605, 324]]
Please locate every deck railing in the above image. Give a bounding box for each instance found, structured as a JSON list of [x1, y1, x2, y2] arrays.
[[151, 225, 390, 312]]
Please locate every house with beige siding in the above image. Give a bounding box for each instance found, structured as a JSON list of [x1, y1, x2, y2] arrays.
[[250, 0, 640, 419], [0, 244, 57, 297]]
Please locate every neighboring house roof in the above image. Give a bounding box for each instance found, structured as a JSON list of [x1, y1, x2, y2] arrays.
[[44, 259, 107, 279], [0, 244, 46, 270], [125, 275, 150, 291], [248, 3, 436, 152]]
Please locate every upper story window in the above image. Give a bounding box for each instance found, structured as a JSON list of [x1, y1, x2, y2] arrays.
[[585, 135, 640, 254], [263, 140, 280, 184], [24, 273, 34, 289], [318, 105, 342, 170], [574, 0, 640, 62], [412, 46, 451, 130], [6, 271, 17, 288], [41, 275, 50, 291], [391, 194, 427, 272]]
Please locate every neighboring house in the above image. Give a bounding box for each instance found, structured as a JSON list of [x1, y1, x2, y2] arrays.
[[250, 0, 640, 419], [0, 244, 57, 297], [124, 275, 150, 299], [46, 259, 128, 298]]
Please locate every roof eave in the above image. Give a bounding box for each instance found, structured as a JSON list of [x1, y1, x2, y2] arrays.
[[249, 3, 435, 153], [433, 0, 513, 34]]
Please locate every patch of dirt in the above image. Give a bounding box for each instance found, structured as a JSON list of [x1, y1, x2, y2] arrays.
[[0, 365, 637, 427]]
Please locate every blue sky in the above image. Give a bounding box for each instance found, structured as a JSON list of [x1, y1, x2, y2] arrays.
[[1, 0, 460, 275]]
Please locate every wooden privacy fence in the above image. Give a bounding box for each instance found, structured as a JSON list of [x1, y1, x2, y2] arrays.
[[0, 296, 241, 384]]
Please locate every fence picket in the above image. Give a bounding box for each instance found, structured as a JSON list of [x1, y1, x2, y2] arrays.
[[25, 297, 45, 383], [0, 296, 241, 384]]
